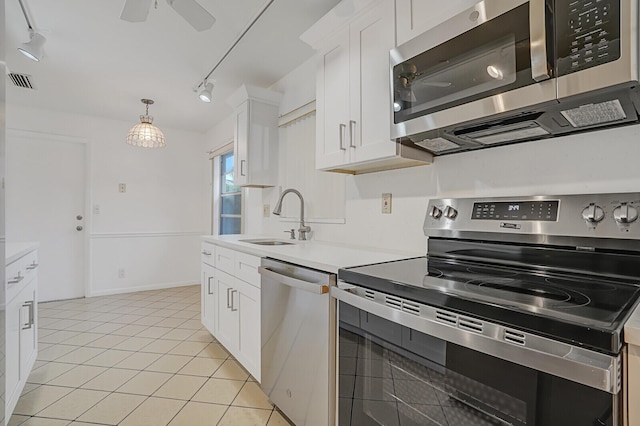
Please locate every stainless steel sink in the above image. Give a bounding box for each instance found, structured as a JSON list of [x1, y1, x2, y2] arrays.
[[239, 239, 295, 246]]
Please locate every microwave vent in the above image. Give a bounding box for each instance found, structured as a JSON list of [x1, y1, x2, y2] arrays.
[[560, 99, 626, 128], [415, 137, 459, 152]]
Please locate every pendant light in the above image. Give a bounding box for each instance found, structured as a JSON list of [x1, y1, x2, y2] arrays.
[[126, 99, 166, 148]]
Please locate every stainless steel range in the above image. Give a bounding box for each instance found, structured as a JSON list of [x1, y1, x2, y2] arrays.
[[333, 193, 640, 426]]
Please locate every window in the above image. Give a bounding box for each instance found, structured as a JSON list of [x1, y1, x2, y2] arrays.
[[219, 151, 242, 234]]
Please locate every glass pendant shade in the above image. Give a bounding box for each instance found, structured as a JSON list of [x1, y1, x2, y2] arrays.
[[126, 99, 166, 148]]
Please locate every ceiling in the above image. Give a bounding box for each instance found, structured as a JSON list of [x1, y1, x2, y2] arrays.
[[5, 0, 341, 133]]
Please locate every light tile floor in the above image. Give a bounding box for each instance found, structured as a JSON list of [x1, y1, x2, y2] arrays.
[[9, 285, 290, 426]]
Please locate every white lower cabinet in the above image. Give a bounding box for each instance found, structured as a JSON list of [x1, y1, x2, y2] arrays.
[[201, 242, 261, 381], [214, 270, 240, 353], [5, 246, 39, 424]]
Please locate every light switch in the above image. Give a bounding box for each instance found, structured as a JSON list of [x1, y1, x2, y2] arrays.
[[263, 204, 270, 218], [119, 183, 126, 193], [382, 193, 392, 214]]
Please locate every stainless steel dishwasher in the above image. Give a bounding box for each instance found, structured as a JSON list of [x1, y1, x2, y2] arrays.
[[259, 258, 336, 426]]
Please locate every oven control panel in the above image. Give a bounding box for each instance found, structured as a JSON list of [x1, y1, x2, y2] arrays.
[[471, 201, 559, 221], [424, 193, 640, 249]]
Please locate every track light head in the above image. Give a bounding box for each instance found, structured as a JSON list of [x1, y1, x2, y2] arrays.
[[18, 32, 46, 62], [198, 82, 214, 103]]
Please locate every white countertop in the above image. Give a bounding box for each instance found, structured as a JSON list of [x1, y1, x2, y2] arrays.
[[625, 301, 640, 346], [202, 235, 422, 273], [6, 242, 39, 265]]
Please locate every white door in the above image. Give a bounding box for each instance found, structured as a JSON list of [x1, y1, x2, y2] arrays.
[[7, 135, 87, 302]]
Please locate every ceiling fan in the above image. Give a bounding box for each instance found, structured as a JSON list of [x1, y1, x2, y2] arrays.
[[120, 0, 216, 32]]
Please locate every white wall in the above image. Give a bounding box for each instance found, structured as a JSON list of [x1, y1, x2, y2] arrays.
[[209, 57, 640, 255], [7, 105, 208, 296]]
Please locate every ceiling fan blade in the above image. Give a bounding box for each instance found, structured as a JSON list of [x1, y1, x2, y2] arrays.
[[167, 0, 216, 31], [120, 0, 153, 22]]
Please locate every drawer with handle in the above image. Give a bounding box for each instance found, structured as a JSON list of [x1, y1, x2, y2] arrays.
[[201, 243, 215, 266]]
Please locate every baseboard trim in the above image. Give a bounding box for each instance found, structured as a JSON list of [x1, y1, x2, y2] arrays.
[[87, 280, 198, 297]]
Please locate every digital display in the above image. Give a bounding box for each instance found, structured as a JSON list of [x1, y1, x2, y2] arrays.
[[471, 201, 559, 221]]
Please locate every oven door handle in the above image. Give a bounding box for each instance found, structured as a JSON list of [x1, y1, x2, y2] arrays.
[[530, 0, 551, 82], [259, 267, 329, 294]]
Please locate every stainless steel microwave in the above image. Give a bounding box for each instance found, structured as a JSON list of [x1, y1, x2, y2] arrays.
[[390, 0, 640, 155]]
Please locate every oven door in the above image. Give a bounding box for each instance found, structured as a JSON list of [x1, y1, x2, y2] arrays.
[[390, 0, 556, 146], [334, 288, 621, 426]]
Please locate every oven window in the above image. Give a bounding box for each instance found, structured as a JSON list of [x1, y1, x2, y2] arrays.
[[338, 302, 617, 426], [393, 4, 541, 124]]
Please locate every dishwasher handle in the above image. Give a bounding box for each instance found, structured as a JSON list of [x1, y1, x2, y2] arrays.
[[259, 266, 329, 294]]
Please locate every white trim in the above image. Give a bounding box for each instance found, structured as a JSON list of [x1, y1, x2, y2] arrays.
[[90, 232, 204, 239], [8, 128, 89, 145], [87, 280, 197, 297], [83, 141, 92, 301], [278, 101, 316, 127], [208, 141, 234, 160]]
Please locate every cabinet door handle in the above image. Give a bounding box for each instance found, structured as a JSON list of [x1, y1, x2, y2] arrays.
[[26, 262, 39, 270], [240, 160, 246, 176], [9, 274, 24, 285], [226, 287, 232, 309], [201, 251, 212, 256], [339, 123, 347, 150], [208, 277, 214, 295], [22, 300, 34, 330], [349, 120, 357, 148], [230, 290, 238, 312]]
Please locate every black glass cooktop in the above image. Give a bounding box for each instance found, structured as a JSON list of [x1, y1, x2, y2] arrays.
[[339, 257, 640, 354]]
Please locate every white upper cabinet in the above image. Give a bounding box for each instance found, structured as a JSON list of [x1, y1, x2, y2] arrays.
[[395, 0, 480, 46], [226, 85, 282, 187], [302, 0, 432, 174]]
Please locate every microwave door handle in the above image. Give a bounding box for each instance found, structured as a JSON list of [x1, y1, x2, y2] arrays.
[[529, 0, 551, 82]]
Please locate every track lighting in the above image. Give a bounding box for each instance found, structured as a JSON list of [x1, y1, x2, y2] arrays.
[[194, 0, 274, 101], [17, 0, 46, 62], [198, 81, 214, 103], [18, 31, 46, 62]]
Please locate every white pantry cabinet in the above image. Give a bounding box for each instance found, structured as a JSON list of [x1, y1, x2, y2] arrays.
[[200, 242, 261, 381], [395, 0, 481, 45], [226, 85, 282, 187], [302, 0, 432, 174], [5, 245, 39, 424]]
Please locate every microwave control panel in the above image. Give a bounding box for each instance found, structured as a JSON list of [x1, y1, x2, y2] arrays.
[[556, 0, 621, 76]]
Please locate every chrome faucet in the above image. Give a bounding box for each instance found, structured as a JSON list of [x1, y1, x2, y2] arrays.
[[273, 188, 311, 240]]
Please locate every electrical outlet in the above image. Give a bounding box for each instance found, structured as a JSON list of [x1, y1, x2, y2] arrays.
[[118, 268, 125, 279], [263, 204, 270, 218], [119, 183, 126, 193], [93, 204, 101, 215], [382, 193, 392, 214]]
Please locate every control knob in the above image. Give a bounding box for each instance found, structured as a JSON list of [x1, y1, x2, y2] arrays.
[[429, 205, 443, 219], [613, 203, 638, 224], [444, 206, 458, 219], [581, 204, 605, 223]]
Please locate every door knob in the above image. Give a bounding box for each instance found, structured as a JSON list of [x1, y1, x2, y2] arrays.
[[77, 215, 83, 220], [76, 225, 83, 231]]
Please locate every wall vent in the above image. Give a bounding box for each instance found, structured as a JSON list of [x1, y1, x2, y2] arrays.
[[8, 73, 35, 89]]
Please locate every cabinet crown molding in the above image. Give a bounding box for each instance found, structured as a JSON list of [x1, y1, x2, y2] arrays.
[[226, 84, 282, 108], [300, 0, 379, 49]]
